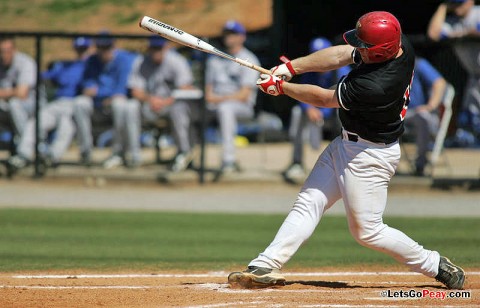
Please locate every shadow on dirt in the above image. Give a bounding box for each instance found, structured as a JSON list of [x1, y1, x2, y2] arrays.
[[286, 280, 443, 289]]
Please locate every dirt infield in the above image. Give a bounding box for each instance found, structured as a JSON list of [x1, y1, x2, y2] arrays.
[[1, 267, 478, 307]]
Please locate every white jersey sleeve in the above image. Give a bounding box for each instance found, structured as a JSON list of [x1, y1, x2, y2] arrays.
[[169, 52, 193, 88], [16, 52, 37, 88]]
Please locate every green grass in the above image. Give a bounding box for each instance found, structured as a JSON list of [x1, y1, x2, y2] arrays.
[[0, 208, 478, 271]]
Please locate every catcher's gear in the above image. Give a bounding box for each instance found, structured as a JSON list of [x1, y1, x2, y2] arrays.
[[270, 56, 296, 81], [343, 11, 402, 63], [257, 74, 284, 96]]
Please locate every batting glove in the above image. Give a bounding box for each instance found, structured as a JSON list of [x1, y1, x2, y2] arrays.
[[257, 74, 284, 96], [270, 56, 296, 81]]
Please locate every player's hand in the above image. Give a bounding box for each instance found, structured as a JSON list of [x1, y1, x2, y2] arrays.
[[256, 74, 284, 96], [0, 88, 14, 99], [205, 92, 225, 104], [270, 56, 296, 81], [149, 96, 174, 112]]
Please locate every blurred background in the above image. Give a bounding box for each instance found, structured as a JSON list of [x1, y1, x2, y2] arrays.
[[0, 2, 456, 105], [0, 0, 478, 182], [3, 1, 477, 139]]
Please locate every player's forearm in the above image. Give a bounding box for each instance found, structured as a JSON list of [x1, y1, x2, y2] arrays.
[[0, 88, 14, 99], [205, 85, 250, 104], [427, 4, 447, 41], [224, 87, 251, 103], [426, 78, 447, 111], [131, 88, 149, 102], [205, 85, 223, 103], [291, 45, 354, 74], [14, 85, 30, 100], [282, 82, 339, 109]]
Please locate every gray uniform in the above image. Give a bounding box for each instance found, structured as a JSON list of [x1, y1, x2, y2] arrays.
[[0, 51, 37, 136], [171, 47, 259, 164], [17, 98, 76, 162], [206, 47, 259, 164], [128, 50, 193, 160]]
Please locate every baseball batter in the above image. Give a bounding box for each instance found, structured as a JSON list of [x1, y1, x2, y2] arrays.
[[228, 11, 465, 290]]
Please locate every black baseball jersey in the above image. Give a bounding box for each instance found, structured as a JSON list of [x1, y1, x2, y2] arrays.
[[336, 35, 415, 144]]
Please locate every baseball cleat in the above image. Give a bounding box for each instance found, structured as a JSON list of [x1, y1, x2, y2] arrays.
[[281, 163, 305, 183], [6, 155, 29, 177], [212, 161, 242, 182], [435, 256, 465, 289], [103, 155, 123, 169], [170, 152, 194, 172], [228, 266, 286, 288]]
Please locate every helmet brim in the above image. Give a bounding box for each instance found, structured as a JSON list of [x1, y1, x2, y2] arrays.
[[343, 29, 374, 48]]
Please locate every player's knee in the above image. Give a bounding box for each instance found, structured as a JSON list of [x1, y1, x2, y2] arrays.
[[216, 103, 233, 118], [74, 96, 91, 112], [127, 102, 140, 115], [293, 189, 328, 217], [348, 220, 384, 247], [112, 97, 127, 110], [170, 101, 187, 115]]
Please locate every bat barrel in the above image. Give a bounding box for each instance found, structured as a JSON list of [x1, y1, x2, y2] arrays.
[[139, 16, 270, 75]]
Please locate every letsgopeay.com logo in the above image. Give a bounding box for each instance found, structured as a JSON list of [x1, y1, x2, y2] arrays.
[[148, 19, 184, 35]]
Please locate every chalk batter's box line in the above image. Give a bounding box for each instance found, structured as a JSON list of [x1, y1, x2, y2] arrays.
[[10, 271, 480, 279]]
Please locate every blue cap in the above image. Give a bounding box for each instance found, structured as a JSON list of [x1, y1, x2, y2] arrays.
[[95, 31, 115, 48], [223, 20, 246, 35], [446, 0, 467, 3], [309, 37, 331, 53], [73, 36, 91, 49], [148, 35, 167, 48]]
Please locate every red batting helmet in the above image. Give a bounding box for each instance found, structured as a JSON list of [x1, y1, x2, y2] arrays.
[[343, 11, 402, 63]]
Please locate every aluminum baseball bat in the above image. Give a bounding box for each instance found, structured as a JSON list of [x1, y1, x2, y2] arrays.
[[139, 16, 270, 75]]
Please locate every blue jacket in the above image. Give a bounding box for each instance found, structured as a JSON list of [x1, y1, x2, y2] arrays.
[[42, 59, 87, 98], [82, 49, 136, 106], [410, 58, 442, 109]]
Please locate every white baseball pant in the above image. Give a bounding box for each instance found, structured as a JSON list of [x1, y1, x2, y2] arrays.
[[111, 98, 141, 162], [0, 97, 35, 137], [170, 100, 254, 164], [215, 101, 254, 164], [249, 132, 440, 278], [17, 98, 76, 161], [74, 95, 131, 157], [288, 105, 323, 164], [405, 110, 439, 170]]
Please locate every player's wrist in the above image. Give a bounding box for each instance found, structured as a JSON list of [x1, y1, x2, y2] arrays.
[[270, 56, 296, 81], [278, 80, 287, 95], [280, 56, 297, 76]]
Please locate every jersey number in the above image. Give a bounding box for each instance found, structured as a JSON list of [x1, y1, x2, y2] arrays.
[[400, 72, 414, 121]]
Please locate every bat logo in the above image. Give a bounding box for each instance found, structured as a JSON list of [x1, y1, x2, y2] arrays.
[[147, 18, 184, 35]]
